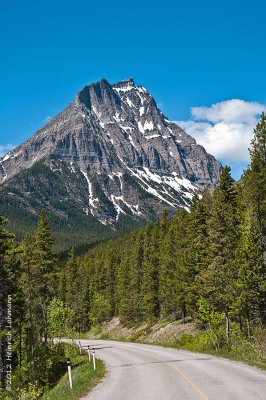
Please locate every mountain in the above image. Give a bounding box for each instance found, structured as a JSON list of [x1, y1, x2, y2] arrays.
[[0, 78, 222, 249]]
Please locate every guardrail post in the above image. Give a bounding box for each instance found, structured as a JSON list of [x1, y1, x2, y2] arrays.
[[92, 349, 96, 370], [67, 359, 73, 389], [87, 345, 91, 361]]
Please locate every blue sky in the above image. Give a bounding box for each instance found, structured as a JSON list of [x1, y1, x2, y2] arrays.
[[1, 0, 265, 179]]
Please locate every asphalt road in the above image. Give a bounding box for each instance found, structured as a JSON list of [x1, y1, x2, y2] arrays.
[[79, 339, 266, 400]]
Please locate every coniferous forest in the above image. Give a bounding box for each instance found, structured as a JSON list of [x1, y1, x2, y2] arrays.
[[0, 115, 265, 397]]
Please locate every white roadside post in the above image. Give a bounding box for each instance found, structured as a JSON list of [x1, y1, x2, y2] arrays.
[[67, 359, 73, 389], [92, 348, 96, 370], [87, 345, 91, 361]]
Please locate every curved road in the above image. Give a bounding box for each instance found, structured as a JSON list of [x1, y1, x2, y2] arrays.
[[78, 339, 266, 400]]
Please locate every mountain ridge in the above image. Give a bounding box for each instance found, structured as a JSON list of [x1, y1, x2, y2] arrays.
[[0, 78, 222, 247]]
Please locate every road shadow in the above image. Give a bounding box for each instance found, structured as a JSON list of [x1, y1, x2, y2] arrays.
[[111, 358, 212, 369]]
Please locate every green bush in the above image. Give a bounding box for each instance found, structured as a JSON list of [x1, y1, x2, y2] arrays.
[[48, 298, 76, 338]]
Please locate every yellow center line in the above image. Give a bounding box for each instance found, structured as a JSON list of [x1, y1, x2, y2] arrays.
[[169, 363, 209, 400], [152, 356, 209, 400]]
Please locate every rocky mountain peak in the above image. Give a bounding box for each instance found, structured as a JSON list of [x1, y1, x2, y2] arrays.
[[112, 77, 135, 88], [0, 78, 222, 230]]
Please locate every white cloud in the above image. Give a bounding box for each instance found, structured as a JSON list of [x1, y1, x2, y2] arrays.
[[0, 144, 15, 157], [177, 99, 266, 162]]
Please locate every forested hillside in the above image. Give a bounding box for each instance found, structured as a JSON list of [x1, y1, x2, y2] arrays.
[[0, 115, 265, 397], [59, 114, 266, 339]]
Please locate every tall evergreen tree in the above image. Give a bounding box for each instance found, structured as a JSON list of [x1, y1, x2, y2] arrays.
[[32, 211, 57, 343], [235, 205, 263, 338], [190, 188, 212, 274], [141, 225, 160, 320], [19, 211, 57, 384], [246, 113, 266, 251], [243, 112, 266, 323], [198, 166, 240, 344], [0, 216, 15, 390]]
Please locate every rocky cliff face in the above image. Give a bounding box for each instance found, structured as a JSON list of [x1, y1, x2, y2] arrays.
[[0, 78, 221, 238]]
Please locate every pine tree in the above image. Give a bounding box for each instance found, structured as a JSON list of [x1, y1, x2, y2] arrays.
[[198, 166, 240, 345], [190, 188, 212, 274], [247, 113, 266, 247], [172, 209, 195, 322], [0, 216, 15, 389], [235, 207, 263, 338], [64, 248, 78, 310], [32, 211, 57, 343], [19, 211, 57, 384], [159, 221, 178, 318], [243, 113, 266, 322], [19, 234, 37, 379], [115, 231, 144, 322], [141, 225, 160, 320]]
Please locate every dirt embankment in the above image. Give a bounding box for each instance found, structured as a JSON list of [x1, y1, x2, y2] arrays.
[[88, 317, 198, 345]]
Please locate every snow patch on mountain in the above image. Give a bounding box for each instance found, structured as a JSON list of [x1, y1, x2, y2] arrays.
[[80, 170, 99, 215]]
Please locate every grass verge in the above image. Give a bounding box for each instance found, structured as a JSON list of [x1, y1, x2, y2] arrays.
[[42, 352, 105, 400], [147, 336, 266, 371]]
